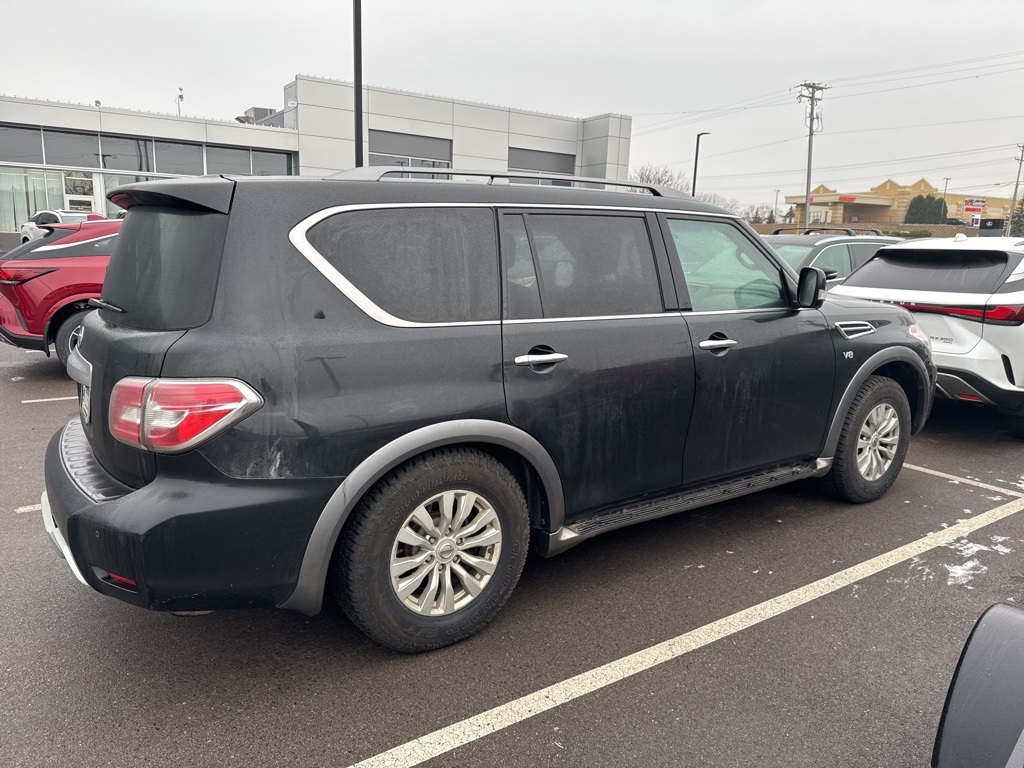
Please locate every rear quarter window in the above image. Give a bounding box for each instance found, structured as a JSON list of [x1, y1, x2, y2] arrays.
[[3, 228, 75, 260], [100, 206, 228, 330], [844, 249, 1010, 293], [306, 207, 499, 323]]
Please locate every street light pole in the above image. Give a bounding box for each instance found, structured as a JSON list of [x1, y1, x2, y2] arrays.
[[1009, 145, 1024, 236], [353, 0, 364, 168], [941, 177, 951, 223], [176, 88, 183, 117], [774, 189, 780, 222], [692, 132, 710, 197]]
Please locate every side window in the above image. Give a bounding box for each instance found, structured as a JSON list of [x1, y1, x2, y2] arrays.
[[524, 214, 662, 318], [38, 213, 59, 225], [810, 244, 852, 279], [666, 219, 787, 312], [502, 214, 542, 319], [306, 207, 499, 323], [849, 242, 885, 269]]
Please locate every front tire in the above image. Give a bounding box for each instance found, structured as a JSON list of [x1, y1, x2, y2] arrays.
[[818, 375, 911, 503], [336, 448, 529, 652], [54, 309, 90, 368]]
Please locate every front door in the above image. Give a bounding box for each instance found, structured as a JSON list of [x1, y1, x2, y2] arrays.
[[661, 215, 836, 485], [500, 210, 695, 519]]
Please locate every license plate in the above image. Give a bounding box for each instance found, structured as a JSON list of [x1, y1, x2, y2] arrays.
[[79, 384, 91, 425]]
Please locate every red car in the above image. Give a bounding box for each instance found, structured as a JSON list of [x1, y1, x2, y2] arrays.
[[0, 220, 121, 366]]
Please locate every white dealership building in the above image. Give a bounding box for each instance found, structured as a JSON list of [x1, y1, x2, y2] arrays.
[[0, 74, 632, 238]]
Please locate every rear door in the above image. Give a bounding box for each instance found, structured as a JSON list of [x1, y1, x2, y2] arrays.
[[661, 215, 836, 485], [500, 209, 695, 518]]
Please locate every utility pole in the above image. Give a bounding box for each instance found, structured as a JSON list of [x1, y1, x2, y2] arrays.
[[1009, 144, 1024, 235], [797, 82, 829, 228], [941, 177, 951, 223], [176, 88, 184, 117], [774, 189, 780, 222]]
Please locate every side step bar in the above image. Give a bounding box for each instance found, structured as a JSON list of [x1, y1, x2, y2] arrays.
[[533, 460, 827, 557]]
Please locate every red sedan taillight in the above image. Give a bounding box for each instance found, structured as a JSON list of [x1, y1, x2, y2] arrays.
[[108, 377, 263, 453], [0, 266, 56, 285]]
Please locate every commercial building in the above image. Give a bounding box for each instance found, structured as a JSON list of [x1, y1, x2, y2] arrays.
[[786, 178, 1014, 226], [0, 74, 632, 239]]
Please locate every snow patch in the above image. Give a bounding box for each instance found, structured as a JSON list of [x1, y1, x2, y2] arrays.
[[945, 560, 987, 586]]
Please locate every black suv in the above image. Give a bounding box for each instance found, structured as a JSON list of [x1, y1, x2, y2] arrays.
[[43, 169, 935, 652], [762, 228, 902, 285]]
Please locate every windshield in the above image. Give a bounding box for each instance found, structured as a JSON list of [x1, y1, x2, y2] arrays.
[[769, 244, 814, 269]]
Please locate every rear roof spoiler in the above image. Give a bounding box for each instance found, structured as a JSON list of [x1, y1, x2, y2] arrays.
[[107, 175, 236, 215]]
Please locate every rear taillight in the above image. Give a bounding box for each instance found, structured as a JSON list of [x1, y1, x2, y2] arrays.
[[899, 303, 1024, 326], [0, 266, 56, 285], [108, 377, 262, 453]]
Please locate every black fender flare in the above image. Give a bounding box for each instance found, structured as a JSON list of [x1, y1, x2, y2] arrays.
[[821, 346, 934, 460], [278, 419, 564, 615]]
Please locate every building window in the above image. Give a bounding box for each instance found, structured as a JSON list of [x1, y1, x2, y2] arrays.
[[0, 167, 63, 232], [252, 150, 293, 176], [206, 146, 251, 175], [0, 125, 43, 164], [101, 135, 154, 173], [43, 129, 100, 168], [154, 140, 204, 175]]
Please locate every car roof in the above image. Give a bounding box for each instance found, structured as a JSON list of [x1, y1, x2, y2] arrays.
[[882, 235, 1024, 255]]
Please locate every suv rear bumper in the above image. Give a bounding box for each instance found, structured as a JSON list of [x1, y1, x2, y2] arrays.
[[936, 368, 1024, 413], [43, 419, 336, 612]]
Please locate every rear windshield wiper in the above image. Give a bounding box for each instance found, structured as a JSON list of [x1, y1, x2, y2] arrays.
[[88, 298, 125, 313]]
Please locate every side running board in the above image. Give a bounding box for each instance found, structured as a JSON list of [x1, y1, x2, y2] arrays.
[[533, 461, 822, 557]]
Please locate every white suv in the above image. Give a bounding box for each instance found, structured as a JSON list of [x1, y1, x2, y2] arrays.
[[20, 210, 96, 243], [832, 234, 1024, 437]]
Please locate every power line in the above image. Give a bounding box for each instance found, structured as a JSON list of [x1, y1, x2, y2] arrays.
[[827, 49, 1024, 84], [829, 65, 1024, 102]]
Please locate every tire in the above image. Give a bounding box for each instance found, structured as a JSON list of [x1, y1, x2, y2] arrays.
[[336, 447, 529, 653], [54, 309, 90, 368], [1008, 415, 1024, 440], [818, 375, 911, 504]]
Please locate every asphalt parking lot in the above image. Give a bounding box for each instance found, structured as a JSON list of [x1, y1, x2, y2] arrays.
[[3, 341, 1024, 768]]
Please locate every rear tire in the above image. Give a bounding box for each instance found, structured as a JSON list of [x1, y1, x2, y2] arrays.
[[818, 375, 911, 503], [336, 448, 529, 653], [54, 310, 90, 368]]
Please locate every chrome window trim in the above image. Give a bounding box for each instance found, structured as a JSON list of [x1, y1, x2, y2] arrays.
[[289, 202, 738, 328], [505, 312, 682, 325]]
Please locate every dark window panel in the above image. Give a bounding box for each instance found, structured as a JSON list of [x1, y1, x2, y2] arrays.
[[43, 129, 100, 168], [0, 125, 43, 164], [307, 208, 498, 323], [154, 141, 204, 175], [368, 130, 452, 162], [252, 150, 292, 176], [508, 147, 575, 175], [206, 146, 251, 175], [101, 135, 154, 172]]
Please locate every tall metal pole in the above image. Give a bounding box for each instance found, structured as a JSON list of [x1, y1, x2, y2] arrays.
[[353, 0, 364, 168], [941, 177, 951, 223], [798, 82, 829, 228], [774, 189, 780, 222], [692, 132, 709, 197], [1008, 144, 1024, 235]]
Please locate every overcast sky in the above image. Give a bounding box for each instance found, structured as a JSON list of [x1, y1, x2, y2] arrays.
[[3, 0, 1023, 210]]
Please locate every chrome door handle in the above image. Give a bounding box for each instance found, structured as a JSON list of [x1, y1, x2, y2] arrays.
[[698, 339, 738, 351], [514, 352, 569, 366]]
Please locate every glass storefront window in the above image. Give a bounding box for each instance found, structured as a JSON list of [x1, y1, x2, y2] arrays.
[[206, 146, 250, 175], [101, 135, 154, 172], [64, 171, 94, 196], [252, 150, 292, 176], [43, 130, 100, 168], [154, 141, 204, 175], [0, 167, 64, 232], [0, 126, 43, 164], [102, 173, 152, 218]]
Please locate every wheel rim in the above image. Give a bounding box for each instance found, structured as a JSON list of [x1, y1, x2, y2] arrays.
[[68, 324, 84, 356], [856, 403, 900, 481], [390, 489, 503, 617]]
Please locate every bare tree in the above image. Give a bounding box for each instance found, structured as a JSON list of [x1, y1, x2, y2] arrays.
[[694, 192, 741, 214], [629, 163, 690, 193]]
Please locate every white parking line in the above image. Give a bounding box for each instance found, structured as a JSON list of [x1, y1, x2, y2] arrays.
[[21, 396, 77, 404], [905, 463, 1023, 498], [348, 493, 1024, 768], [15, 503, 41, 514]]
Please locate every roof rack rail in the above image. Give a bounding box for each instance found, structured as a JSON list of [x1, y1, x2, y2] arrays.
[[327, 167, 687, 198], [770, 226, 872, 236]]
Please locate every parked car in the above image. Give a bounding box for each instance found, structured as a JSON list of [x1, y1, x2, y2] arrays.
[[762, 228, 902, 285], [20, 210, 105, 243], [0, 220, 121, 366], [831, 234, 1024, 437], [43, 169, 934, 652]]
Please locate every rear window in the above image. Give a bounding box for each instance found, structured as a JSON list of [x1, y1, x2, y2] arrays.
[[844, 249, 1010, 293], [769, 244, 813, 270], [2, 228, 75, 260], [100, 206, 228, 330]]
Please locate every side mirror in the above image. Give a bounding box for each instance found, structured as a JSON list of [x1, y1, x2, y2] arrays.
[[797, 266, 827, 308], [822, 267, 839, 281], [933, 603, 1024, 767]]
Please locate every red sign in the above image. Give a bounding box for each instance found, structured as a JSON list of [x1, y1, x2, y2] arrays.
[[964, 206, 982, 212], [839, 195, 856, 202]]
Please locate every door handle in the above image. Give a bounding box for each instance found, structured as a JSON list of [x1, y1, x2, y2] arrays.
[[698, 339, 738, 351], [514, 352, 569, 367]]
